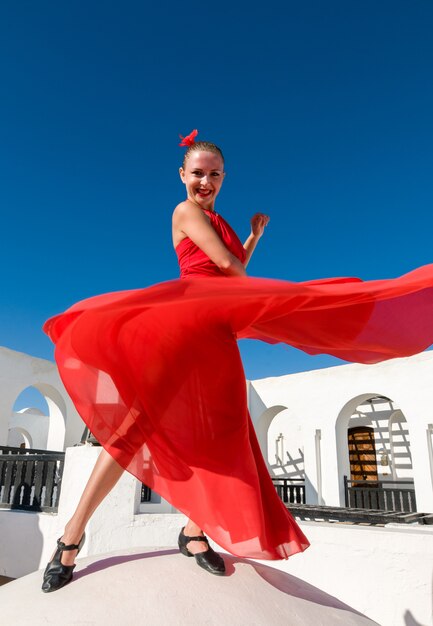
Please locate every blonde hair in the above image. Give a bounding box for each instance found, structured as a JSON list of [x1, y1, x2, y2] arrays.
[[182, 141, 224, 169]]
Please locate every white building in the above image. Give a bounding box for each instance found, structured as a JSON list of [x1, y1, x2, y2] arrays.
[[3, 344, 432, 514], [249, 349, 433, 513], [1, 345, 433, 626]]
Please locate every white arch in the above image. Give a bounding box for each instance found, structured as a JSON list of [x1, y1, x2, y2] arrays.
[[7, 426, 33, 449], [17, 408, 45, 416], [255, 406, 288, 466], [10, 383, 67, 451], [335, 393, 388, 506]]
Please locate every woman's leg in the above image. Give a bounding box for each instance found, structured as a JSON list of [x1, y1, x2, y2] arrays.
[[51, 447, 124, 565], [51, 447, 208, 563]]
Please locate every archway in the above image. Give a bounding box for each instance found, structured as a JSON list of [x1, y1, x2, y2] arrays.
[[10, 384, 67, 451], [255, 405, 287, 466], [13, 387, 49, 414], [266, 408, 304, 480], [6, 426, 33, 449], [336, 394, 412, 507]]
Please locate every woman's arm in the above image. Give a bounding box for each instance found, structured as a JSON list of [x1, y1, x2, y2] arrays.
[[243, 213, 270, 267], [173, 201, 247, 276]]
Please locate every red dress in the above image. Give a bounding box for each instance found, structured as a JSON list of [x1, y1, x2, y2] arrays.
[[44, 208, 433, 560]]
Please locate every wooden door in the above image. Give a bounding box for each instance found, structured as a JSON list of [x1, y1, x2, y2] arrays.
[[348, 426, 378, 482]]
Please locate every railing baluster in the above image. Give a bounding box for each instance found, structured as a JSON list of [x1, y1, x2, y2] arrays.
[[22, 460, 34, 506], [0, 459, 6, 500], [408, 490, 413, 513], [12, 459, 25, 507], [2, 460, 15, 504], [44, 461, 56, 509], [32, 461, 45, 510], [399, 490, 404, 512], [53, 458, 64, 509]]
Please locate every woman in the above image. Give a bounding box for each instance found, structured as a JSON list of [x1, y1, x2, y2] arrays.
[[42, 131, 433, 592]]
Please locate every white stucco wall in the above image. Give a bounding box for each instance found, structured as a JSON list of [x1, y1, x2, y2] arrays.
[[276, 521, 433, 626], [248, 351, 433, 512], [9, 411, 49, 449], [0, 346, 84, 450]]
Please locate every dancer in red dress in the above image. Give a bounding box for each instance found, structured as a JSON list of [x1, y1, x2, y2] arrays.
[[42, 130, 433, 592]]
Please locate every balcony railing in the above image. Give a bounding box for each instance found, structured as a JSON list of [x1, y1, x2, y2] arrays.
[[140, 478, 307, 505], [0, 446, 65, 512], [272, 477, 306, 504], [344, 476, 417, 513]]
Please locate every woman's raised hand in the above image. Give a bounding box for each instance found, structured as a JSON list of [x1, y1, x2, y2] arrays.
[[250, 213, 270, 237]]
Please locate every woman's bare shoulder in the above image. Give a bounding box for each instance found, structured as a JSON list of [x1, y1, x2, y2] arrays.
[[172, 200, 205, 223]]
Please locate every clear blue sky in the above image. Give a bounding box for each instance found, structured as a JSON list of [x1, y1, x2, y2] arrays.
[[2, 1, 433, 387]]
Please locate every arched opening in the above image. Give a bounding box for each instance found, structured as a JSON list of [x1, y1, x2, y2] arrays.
[[13, 387, 49, 414], [255, 405, 305, 505], [267, 408, 304, 480], [336, 394, 414, 510], [7, 426, 33, 449], [9, 384, 67, 451], [255, 405, 287, 466]]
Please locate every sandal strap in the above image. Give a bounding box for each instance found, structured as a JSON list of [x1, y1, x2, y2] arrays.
[[56, 538, 81, 551], [183, 534, 209, 544]]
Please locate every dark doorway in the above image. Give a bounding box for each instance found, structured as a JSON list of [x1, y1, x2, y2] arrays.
[[348, 426, 378, 482]]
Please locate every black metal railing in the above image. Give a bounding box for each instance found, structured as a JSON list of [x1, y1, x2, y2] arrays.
[[272, 477, 306, 504], [0, 446, 65, 512], [0, 445, 59, 456], [140, 478, 306, 505], [141, 483, 151, 503], [344, 476, 416, 513], [286, 503, 432, 526]]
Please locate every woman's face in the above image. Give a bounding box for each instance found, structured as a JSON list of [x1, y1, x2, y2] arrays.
[[179, 151, 225, 210]]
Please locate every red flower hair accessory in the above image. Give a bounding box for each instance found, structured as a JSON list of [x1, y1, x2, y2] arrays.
[[179, 129, 198, 147]]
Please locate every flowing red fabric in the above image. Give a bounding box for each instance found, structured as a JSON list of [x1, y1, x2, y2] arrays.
[[44, 209, 433, 561]]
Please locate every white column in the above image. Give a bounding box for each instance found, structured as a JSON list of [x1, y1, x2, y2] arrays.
[[315, 429, 323, 505]]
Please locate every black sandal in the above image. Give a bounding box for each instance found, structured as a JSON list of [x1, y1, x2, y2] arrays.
[[41, 532, 86, 593], [178, 527, 225, 576]]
